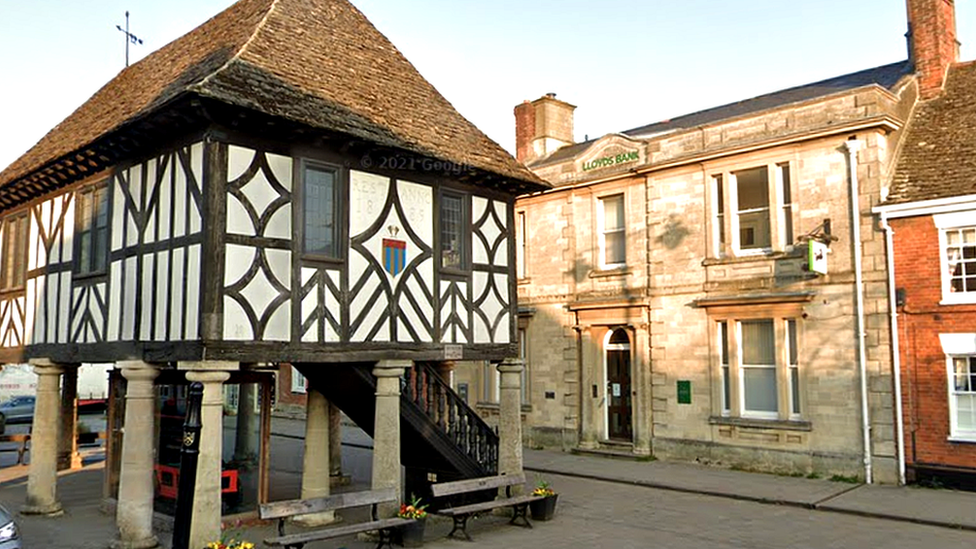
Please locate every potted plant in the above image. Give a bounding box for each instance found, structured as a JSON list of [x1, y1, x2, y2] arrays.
[[529, 480, 557, 521], [397, 495, 428, 548]]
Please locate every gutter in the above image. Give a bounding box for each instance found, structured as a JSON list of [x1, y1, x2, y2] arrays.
[[878, 212, 907, 485], [843, 138, 873, 484]]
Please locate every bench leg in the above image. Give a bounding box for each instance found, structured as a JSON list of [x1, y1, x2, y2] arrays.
[[376, 526, 398, 549], [509, 503, 532, 529], [447, 515, 473, 541]]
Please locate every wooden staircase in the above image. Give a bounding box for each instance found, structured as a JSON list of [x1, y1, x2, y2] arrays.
[[297, 362, 498, 483]]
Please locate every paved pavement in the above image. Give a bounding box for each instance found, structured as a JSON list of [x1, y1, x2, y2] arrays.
[[2, 416, 976, 548]]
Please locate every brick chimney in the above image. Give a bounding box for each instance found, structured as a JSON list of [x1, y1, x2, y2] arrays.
[[906, 0, 959, 99], [514, 93, 576, 163]]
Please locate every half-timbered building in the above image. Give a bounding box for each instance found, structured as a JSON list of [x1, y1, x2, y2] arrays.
[[0, 1, 546, 547]]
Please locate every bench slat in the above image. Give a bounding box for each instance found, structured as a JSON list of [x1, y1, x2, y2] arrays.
[[264, 517, 413, 547], [430, 473, 526, 498], [436, 494, 544, 516], [259, 487, 397, 520]]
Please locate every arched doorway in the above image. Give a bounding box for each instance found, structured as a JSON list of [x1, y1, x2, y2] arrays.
[[604, 328, 632, 441]]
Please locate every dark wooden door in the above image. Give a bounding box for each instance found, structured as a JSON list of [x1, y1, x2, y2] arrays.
[[607, 348, 632, 441]]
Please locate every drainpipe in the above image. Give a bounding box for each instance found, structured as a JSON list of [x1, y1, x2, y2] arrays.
[[843, 138, 872, 484], [879, 213, 907, 485]]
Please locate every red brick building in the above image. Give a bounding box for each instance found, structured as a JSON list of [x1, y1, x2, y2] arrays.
[[878, 46, 976, 485]]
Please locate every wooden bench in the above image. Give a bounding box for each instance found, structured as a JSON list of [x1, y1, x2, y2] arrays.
[[430, 472, 544, 541], [258, 487, 415, 549], [0, 434, 30, 465]]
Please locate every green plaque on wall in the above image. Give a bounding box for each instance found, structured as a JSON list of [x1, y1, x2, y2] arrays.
[[677, 380, 692, 404]]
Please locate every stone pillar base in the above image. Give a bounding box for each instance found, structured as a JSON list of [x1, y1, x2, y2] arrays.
[[20, 502, 64, 516], [110, 534, 160, 549]]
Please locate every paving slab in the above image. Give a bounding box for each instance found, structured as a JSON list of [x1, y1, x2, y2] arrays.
[[818, 483, 976, 530], [524, 448, 856, 507]]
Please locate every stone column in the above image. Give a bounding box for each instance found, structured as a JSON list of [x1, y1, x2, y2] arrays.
[[294, 389, 334, 526], [497, 357, 525, 495], [23, 360, 64, 515], [113, 362, 161, 549], [58, 364, 82, 471], [181, 364, 234, 549], [371, 360, 408, 517], [329, 402, 344, 483], [233, 382, 259, 466]]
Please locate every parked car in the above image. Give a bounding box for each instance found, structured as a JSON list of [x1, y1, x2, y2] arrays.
[[0, 503, 21, 549], [0, 396, 35, 425]]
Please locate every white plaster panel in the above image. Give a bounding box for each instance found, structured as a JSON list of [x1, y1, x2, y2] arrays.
[[61, 196, 74, 263], [472, 196, 488, 229], [302, 287, 318, 343], [228, 145, 254, 183], [397, 180, 432, 246], [26, 278, 37, 344], [350, 171, 389, 237], [266, 153, 292, 191], [58, 271, 70, 343], [155, 252, 170, 341], [0, 300, 10, 347], [494, 312, 510, 344], [71, 287, 84, 342], [241, 164, 279, 221], [224, 244, 253, 287], [302, 267, 317, 285], [226, 193, 255, 236], [264, 301, 290, 341], [185, 244, 201, 339], [144, 159, 157, 245], [399, 292, 429, 343], [265, 205, 292, 240], [223, 296, 252, 340], [302, 317, 318, 343], [169, 248, 185, 340], [350, 262, 379, 327], [112, 177, 125, 250], [324, 270, 340, 343], [496, 238, 508, 267], [108, 261, 122, 342], [473, 231, 489, 265], [237, 262, 279, 321], [191, 143, 204, 192], [472, 271, 492, 344], [173, 156, 187, 239], [14, 296, 24, 345], [45, 273, 57, 343], [265, 248, 291, 291], [123, 257, 137, 340], [158, 159, 172, 241], [189, 197, 202, 235], [140, 253, 155, 340], [128, 164, 143, 211], [91, 285, 106, 341], [126, 211, 139, 248]]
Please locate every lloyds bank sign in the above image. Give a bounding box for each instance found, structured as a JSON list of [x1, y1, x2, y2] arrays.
[[582, 150, 639, 171]]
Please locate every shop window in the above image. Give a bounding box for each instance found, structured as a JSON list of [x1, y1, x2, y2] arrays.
[[598, 194, 625, 268], [716, 317, 801, 420], [936, 211, 976, 304], [711, 162, 794, 257], [1, 212, 28, 291], [440, 192, 467, 271], [76, 182, 110, 276], [302, 162, 341, 259]]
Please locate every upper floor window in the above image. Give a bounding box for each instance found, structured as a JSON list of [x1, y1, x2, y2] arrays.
[[440, 192, 466, 271], [599, 194, 625, 268], [712, 162, 793, 257], [936, 212, 976, 304], [76, 183, 110, 276], [0, 212, 28, 291], [303, 163, 340, 258]]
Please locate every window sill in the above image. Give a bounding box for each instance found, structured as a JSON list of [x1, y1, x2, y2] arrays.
[[74, 270, 109, 282], [940, 295, 976, 306], [947, 436, 976, 444], [475, 401, 532, 413], [517, 277, 532, 286], [709, 416, 812, 432], [589, 267, 630, 279], [702, 250, 797, 267]]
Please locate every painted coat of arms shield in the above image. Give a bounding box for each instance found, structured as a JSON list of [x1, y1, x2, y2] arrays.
[[383, 238, 407, 276]]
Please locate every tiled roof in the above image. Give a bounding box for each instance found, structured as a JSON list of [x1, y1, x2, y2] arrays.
[[530, 61, 912, 169], [887, 60, 976, 205], [0, 0, 545, 191]]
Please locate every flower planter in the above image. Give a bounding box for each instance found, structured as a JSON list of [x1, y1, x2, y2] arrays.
[[400, 517, 426, 547], [529, 494, 558, 521]]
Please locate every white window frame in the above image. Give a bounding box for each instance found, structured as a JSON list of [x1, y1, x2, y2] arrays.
[[737, 319, 778, 420], [597, 193, 626, 269], [940, 333, 976, 441], [711, 161, 794, 258], [291, 366, 308, 394], [603, 328, 631, 439], [935, 211, 976, 305]]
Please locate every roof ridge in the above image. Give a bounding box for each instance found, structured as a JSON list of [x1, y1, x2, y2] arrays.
[[191, 0, 281, 93]]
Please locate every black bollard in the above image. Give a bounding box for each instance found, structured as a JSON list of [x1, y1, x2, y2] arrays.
[[172, 382, 204, 549]]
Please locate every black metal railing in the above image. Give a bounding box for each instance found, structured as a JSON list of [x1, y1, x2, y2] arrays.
[[402, 362, 498, 474]]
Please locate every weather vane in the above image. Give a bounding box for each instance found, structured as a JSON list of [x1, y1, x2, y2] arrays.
[[115, 11, 144, 67]]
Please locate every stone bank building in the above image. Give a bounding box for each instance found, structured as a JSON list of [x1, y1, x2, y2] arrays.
[[491, 0, 962, 483], [0, 0, 545, 548]]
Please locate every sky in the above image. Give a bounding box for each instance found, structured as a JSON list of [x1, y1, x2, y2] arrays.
[[0, 1, 973, 173]]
